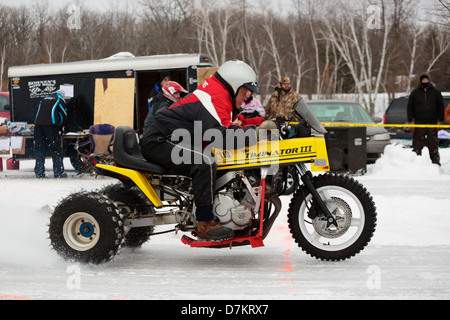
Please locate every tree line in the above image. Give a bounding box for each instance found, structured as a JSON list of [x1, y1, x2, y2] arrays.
[[0, 0, 448, 115]]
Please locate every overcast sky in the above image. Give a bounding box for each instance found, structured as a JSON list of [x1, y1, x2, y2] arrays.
[[0, 0, 283, 11], [0, 0, 117, 11], [0, 0, 432, 20], [0, 0, 405, 15], [0, 0, 300, 19]]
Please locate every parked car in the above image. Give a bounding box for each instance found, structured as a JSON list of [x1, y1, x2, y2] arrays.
[[384, 94, 450, 146], [0, 92, 10, 119], [308, 100, 391, 163]]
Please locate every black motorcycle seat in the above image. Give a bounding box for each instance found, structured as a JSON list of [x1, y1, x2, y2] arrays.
[[113, 126, 167, 174]]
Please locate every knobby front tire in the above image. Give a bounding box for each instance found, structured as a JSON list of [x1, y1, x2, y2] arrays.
[[288, 174, 377, 261]]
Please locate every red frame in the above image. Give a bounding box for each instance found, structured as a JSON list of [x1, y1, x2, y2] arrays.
[[181, 178, 267, 249]]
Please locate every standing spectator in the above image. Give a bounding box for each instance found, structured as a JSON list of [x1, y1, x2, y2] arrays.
[[265, 76, 301, 120], [143, 81, 188, 134], [407, 73, 445, 165], [148, 71, 171, 110], [34, 90, 68, 178]]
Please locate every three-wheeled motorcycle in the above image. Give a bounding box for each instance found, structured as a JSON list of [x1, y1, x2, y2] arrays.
[[48, 99, 377, 264]]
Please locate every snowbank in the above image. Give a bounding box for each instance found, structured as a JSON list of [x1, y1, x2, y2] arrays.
[[366, 143, 450, 180]]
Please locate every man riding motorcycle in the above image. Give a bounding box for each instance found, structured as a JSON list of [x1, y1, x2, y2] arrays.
[[140, 60, 260, 241]]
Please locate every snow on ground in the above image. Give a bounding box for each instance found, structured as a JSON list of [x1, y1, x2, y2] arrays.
[[0, 143, 449, 300], [355, 143, 450, 247]]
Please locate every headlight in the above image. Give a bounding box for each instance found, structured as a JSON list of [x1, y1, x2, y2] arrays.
[[372, 133, 390, 141]]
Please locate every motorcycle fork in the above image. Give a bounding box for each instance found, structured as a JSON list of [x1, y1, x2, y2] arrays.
[[257, 168, 268, 239], [295, 163, 337, 227]]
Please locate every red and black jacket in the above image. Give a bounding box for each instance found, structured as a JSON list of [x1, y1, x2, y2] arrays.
[[142, 74, 251, 144]]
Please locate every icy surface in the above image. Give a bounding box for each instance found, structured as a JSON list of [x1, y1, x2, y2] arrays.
[[1, 143, 450, 300]]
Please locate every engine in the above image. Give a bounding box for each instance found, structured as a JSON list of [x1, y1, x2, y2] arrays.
[[213, 191, 255, 231]]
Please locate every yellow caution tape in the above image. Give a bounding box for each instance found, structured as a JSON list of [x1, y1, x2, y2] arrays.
[[319, 122, 450, 129]]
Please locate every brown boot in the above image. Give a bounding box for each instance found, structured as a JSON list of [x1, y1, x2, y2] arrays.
[[195, 220, 234, 241]]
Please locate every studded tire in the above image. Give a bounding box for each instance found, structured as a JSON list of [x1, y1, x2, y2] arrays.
[[100, 183, 155, 248], [49, 192, 124, 264], [288, 174, 377, 261]]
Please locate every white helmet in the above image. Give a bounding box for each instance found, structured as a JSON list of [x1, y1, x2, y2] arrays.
[[216, 60, 259, 98]]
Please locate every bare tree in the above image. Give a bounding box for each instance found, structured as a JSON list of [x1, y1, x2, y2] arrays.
[[0, 7, 10, 91], [425, 28, 449, 74], [405, 22, 424, 93], [232, 2, 266, 77], [191, 0, 240, 65], [262, 16, 282, 81], [288, 23, 314, 94], [292, 0, 324, 96], [321, 0, 393, 115], [139, 0, 192, 54], [0, 45, 6, 92], [431, 0, 450, 27]]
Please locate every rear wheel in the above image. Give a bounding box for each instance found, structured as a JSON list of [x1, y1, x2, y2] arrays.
[[288, 174, 377, 261], [49, 192, 124, 264], [101, 183, 155, 248]]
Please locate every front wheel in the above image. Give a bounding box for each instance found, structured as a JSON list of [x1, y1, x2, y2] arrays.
[[49, 192, 124, 264], [288, 174, 377, 261]]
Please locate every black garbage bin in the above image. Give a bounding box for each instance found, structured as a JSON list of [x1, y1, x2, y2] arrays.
[[324, 126, 367, 174]]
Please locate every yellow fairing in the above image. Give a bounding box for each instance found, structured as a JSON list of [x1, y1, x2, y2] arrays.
[[215, 136, 329, 172], [96, 164, 164, 208]]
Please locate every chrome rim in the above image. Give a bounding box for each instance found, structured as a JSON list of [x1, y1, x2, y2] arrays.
[[298, 185, 365, 251]]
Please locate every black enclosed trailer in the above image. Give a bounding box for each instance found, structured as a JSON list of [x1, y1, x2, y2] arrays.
[[7, 53, 217, 170]]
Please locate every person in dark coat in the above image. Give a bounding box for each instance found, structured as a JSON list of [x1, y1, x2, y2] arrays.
[[143, 81, 187, 134], [147, 71, 171, 110], [407, 73, 445, 165], [34, 90, 68, 178]]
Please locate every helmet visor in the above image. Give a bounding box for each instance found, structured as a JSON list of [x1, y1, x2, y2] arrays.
[[243, 82, 260, 94]]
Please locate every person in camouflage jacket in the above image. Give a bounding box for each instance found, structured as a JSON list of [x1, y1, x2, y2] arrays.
[[265, 76, 301, 120]]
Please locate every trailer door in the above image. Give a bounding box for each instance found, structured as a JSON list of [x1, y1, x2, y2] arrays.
[[94, 77, 135, 128], [198, 67, 218, 85], [187, 67, 218, 92]]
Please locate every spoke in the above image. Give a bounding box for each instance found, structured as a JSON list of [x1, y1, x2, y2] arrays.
[[311, 230, 321, 243], [350, 217, 361, 227], [318, 189, 333, 201]]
